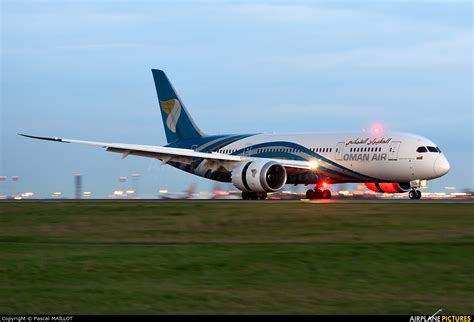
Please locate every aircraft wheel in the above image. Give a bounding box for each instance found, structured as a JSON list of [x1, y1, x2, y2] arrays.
[[315, 189, 323, 199], [322, 189, 331, 199], [242, 192, 250, 200], [409, 190, 416, 200], [306, 189, 315, 199], [415, 190, 422, 199], [259, 192, 267, 200]]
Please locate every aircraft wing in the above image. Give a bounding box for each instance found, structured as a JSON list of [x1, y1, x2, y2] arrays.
[[19, 134, 314, 173]]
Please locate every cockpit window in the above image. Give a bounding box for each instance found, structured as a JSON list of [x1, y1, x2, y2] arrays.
[[427, 146, 439, 153], [416, 146, 427, 153], [436, 147, 442, 153]]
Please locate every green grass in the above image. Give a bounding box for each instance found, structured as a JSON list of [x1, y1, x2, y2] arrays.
[[0, 201, 473, 314]]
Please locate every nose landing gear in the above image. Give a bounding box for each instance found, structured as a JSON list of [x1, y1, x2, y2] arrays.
[[409, 189, 422, 200]]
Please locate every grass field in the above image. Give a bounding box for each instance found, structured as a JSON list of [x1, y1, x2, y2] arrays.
[[0, 201, 473, 314]]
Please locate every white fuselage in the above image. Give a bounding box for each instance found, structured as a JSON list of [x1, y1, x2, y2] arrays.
[[206, 132, 449, 184]]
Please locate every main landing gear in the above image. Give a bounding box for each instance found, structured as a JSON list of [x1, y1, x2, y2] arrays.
[[408, 189, 422, 200], [242, 191, 267, 200], [306, 188, 331, 200]]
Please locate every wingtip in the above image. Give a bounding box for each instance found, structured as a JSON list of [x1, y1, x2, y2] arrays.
[[18, 133, 64, 142]]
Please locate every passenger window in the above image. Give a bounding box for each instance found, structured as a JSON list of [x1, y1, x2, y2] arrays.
[[427, 146, 438, 153]]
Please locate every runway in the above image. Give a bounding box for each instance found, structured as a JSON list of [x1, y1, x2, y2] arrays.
[[1, 198, 473, 203]]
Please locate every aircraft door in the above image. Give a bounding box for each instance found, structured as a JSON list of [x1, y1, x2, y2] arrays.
[[335, 142, 344, 160], [388, 141, 401, 160]]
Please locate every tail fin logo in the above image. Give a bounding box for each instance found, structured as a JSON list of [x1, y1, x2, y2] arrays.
[[160, 99, 182, 133]]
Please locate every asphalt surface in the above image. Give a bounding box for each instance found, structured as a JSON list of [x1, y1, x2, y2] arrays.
[[1, 198, 473, 203]]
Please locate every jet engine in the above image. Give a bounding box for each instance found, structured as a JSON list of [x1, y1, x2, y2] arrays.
[[365, 182, 411, 193], [232, 160, 287, 192]]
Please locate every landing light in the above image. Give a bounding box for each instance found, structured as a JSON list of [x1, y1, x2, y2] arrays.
[[309, 160, 319, 170]]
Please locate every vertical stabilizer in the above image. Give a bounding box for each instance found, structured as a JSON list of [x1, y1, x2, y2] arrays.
[[152, 69, 204, 143]]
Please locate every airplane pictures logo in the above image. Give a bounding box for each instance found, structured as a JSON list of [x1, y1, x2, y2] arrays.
[[409, 309, 472, 322], [160, 99, 182, 133]]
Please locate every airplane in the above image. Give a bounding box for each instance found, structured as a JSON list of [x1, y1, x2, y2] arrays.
[[20, 69, 450, 200], [159, 183, 197, 200]]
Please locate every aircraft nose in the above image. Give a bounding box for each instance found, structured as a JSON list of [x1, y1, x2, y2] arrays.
[[434, 154, 450, 177]]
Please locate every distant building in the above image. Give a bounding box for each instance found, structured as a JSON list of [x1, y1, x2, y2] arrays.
[[75, 174, 82, 199]]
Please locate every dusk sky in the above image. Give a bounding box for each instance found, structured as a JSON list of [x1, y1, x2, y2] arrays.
[[1, 1, 472, 198]]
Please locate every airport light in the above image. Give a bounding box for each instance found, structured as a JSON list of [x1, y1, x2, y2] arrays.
[[159, 189, 168, 194], [113, 190, 124, 196], [126, 190, 135, 194]]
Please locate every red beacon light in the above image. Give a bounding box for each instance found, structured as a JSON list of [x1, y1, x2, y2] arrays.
[[317, 181, 329, 189], [370, 123, 384, 137]]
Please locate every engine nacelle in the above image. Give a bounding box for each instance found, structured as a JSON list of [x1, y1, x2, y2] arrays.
[[365, 182, 411, 193], [232, 160, 287, 192]]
